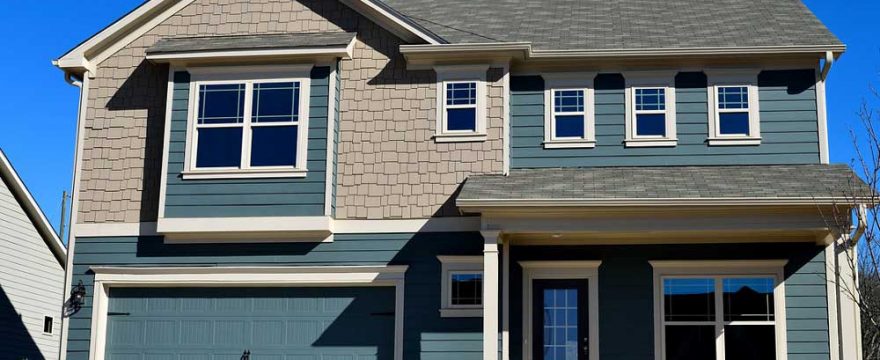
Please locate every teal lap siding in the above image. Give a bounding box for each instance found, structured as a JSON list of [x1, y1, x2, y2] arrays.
[[66, 233, 484, 360], [163, 67, 332, 218], [509, 243, 830, 360], [510, 69, 821, 168]]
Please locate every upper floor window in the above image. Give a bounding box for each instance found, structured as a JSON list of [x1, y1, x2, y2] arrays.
[[707, 70, 761, 145], [438, 255, 483, 317], [624, 72, 677, 147], [543, 73, 597, 148], [184, 65, 311, 179], [434, 65, 488, 143]]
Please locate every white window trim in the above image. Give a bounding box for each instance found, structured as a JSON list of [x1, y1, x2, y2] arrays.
[[434, 65, 489, 143], [706, 69, 762, 146], [438, 255, 484, 317], [43, 316, 54, 335], [543, 73, 597, 149], [650, 260, 789, 360], [624, 71, 678, 147], [86, 265, 407, 360], [182, 64, 312, 179], [520, 261, 601, 360]]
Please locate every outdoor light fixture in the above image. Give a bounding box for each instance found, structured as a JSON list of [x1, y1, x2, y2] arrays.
[[64, 280, 87, 316]]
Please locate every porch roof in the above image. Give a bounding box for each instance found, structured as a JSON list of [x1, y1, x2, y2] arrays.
[[458, 164, 872, 208]]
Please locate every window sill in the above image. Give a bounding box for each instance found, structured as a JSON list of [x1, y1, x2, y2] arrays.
[[433, 133, 488, 143], [181, 168, 308, 180], [543, 140, 596, 149], [624, 138, 678, 148], [707, 137, 762, 146], [439, 308, 483, 318]]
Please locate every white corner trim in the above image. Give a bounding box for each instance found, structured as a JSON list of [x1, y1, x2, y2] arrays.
[[59, 74, 91, 360], [623, 71, 678, 147], [650, 260, 788, 360], [324, 63, 338, 216], [706, 69, 762, 145], [816, 69, 830, 164], [434, 65, 490, 143], [86, 265, 407, 360], [502, 64, 511, 175], [520, 261, 601, 360], [157, 67, 176, 219], [825, 242, 841, 360], [543, 72, 597, 147]]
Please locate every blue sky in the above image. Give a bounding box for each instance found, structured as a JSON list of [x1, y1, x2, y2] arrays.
[[0, 1, 877, 236]]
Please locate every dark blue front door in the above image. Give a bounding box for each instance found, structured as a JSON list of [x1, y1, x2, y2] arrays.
[[533, 279, 589, 360]]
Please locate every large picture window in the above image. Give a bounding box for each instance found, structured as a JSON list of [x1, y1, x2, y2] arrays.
[[184, 66, 311, 179], [652, 261, 787, 360]]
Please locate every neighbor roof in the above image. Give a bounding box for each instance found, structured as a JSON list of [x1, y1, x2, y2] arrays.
[[458, 165, 871, 207], [0, 149, 66, 267], [372, 0, 843, 51], [146, 32, 357, 56]]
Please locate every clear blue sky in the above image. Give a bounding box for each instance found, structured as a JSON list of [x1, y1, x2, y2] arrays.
[[0, 1, 877, 236]]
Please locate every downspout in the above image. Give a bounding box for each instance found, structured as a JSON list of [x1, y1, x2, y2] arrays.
[[821, 51, 835, 81], [836, 203, 867, 360]]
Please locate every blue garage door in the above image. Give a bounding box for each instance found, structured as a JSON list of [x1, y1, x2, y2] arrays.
[[105, 287, 396, 360]]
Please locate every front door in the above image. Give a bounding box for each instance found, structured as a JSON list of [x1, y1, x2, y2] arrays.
[[533, 279, 590, 360]]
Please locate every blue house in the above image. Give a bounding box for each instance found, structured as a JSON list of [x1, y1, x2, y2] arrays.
[[53, 1, 868, 360]]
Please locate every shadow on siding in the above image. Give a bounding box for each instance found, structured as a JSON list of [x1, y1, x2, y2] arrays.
[[0, 285, 44, 360]]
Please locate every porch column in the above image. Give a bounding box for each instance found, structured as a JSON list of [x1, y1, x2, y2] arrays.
[[481, 230, 501, 360]]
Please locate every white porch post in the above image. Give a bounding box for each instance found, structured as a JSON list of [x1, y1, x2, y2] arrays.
[[482, 230, 501, 360]]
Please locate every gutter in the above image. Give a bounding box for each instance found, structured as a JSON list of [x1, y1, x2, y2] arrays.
[[821, 50, 835, 81], [400, 42, 847, 62], [456, 197, 871, 209]]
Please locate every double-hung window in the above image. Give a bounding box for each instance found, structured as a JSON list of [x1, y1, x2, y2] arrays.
[[434, 65, 488, 142], [185, 66, 311, 179], [652, 261, 787, 360], [624, 72, 677, 147], [543, 73, 596, 148], [707, 70, 761, 145], [438, 256, 483, 317]]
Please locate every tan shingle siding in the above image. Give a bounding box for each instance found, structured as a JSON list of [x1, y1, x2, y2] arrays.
[[76, 0, 504, 223]]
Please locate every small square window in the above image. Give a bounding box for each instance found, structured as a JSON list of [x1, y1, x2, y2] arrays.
[[450, 273, 483, 306], [438, 256, 483, 317], [43, 316, 53, 334]]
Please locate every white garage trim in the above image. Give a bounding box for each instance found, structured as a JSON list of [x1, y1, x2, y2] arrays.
[[87, 265, 408, 360]]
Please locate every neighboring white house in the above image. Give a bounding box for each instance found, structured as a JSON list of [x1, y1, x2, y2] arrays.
[[0, 149, 66, 360]]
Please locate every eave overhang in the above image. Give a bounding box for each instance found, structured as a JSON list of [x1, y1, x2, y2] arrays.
[[400, 42, 847, 68], [145, 37, 357, 66], [457, 197, 869, 214]]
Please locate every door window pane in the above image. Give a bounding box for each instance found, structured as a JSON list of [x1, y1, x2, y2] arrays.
[[663, 278, 715, 322], [724, 325, 775, 360], [665, 325, 716, 360], [250, 126, 298, 167], [723, 278, 774, 321], [543, 288, 579, 360], [451, 273, 482, 306], [196, 127, 243, 168]]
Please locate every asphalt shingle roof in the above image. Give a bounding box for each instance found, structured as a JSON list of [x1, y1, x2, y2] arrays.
[[458, 165, 870, 202], [374, 0, 842, 51], [146, 32, 356, 55]]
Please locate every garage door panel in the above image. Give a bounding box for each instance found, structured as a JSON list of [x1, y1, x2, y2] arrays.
[[106, 287, 395, 360]]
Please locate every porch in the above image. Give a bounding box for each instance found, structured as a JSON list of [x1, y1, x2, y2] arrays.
[[459, 165, 869, 360]]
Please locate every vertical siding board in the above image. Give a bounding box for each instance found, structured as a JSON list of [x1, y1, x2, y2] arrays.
[[510, 69, 821, 167], [162, 67, 331, 218]]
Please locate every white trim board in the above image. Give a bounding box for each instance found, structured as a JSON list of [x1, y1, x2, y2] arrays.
[[86, 265, 407, 360], [73, 217, 483, 238], [519, 261, 601, 360]]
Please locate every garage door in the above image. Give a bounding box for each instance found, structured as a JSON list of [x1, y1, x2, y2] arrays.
[[105, 287, 396, 360]]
